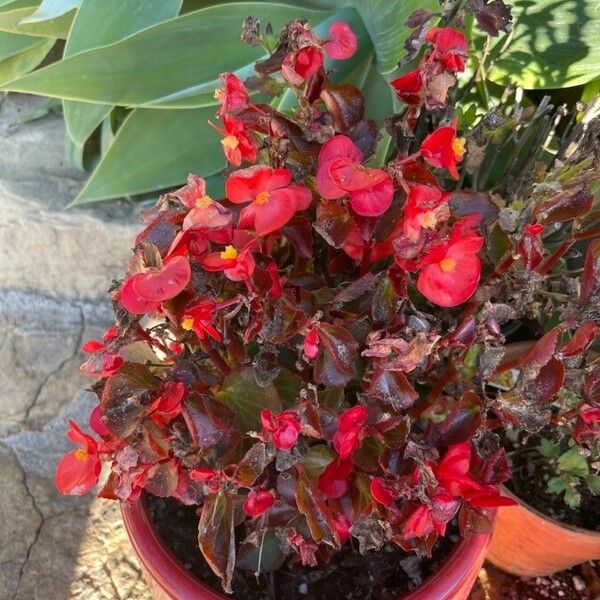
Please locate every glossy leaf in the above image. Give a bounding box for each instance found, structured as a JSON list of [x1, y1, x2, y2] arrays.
[[0, 36, 52, 84], [314, 324, 358, 387], [0, 30, 44, 61], [21, 0, 78, 23], [0, 4, 74, 38]]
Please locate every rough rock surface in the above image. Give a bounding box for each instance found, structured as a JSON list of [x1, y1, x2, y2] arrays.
[[0, 93, 149, 599]]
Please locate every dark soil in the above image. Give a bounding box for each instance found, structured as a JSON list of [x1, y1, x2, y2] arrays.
[[470, 562, 600, 600], [147, 494, 458, 600], [506, 444, 600, 531]]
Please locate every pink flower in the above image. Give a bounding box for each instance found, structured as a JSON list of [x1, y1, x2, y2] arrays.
[[426, 27, 468, 72], [214, 72, 249, 115], [226, 166, 312, 236], [318, 457, 353, 499], [243, 490, 275, 517], [303, 328, 320, 359], [55, 420, 101, 496], [214, 114, 257, 166], [325, 22, 358, 60], [316, 135, 393, 216], [402, 184, 450, 240], [260, 409, 301, 450], [391, 69, 424, 105], [201, 241, 256, 282], [181, 297, 222, 342], [333, 405, 368, 459], [282, 46, 323, 85], [420, 120, 465, 179], [370, 477, 397, 507]]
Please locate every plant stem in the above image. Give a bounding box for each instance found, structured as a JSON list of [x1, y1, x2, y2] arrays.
[[200, 339, 231, 376], [537, 239, 574, 274]]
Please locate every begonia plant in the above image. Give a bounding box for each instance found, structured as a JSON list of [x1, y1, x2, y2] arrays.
[[56, 4, 600, 594]]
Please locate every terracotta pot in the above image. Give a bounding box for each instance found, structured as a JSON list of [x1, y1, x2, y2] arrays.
[[487, 485, 600, 576], [122, 497, 494, 600], [486, 341, 600, 576]]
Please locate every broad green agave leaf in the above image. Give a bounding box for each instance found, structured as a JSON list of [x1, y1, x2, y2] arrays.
[[0, 36, 52, 84], [1, 3, 329, 105], [72, 105, 226, 204], [21, 0, 79, 23], [63, 0, 183, 148], [0, 2, 74, 38], [488, 0, 600, 89], [8, 0, 435, 203], [0, 29, 42, 61]]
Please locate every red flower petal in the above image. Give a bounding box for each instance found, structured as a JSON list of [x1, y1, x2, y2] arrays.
[[253, 187, 303, 235], [132, 256, 191, 302], [338, 405, 368, 431], [318, 457, 353, 499], [391, 69, 424, 105], [370, 477, 396, 507], [325, 22, 358, 60], [55, 449, 100, 496], [243, 490, 275, 517], [348, 174, 394, 217], [215, 72, 249, 116], [89, 405, 109, 437], [172, 173, 207, 209], [121, 274, 161, 314]]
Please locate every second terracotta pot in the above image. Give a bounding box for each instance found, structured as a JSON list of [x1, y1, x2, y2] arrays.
[[487, 485, 600, 576], [122, 497, 493, 600]]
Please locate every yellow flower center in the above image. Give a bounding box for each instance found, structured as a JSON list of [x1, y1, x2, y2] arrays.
[[195, 195, 213, 209], [451, 137, 466, 160], [213, 88, 222, 100], [220, 245, 238, 260], [439, 257, 457, 273], [182, 316, 194, 330], [420, 211, 437, 229], [221, 135, 239, 150], [255, 190, 271, 205], [74, 448, 88, 461]]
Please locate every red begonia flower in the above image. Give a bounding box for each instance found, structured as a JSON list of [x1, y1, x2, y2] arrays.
[[89, 405, 109, 437], [151, 381, 186, 426], [55, 420, 101, 496], [120, 275, 162, 314], [189, 466, 218, 482], [132, 255, 191, 301], [201, 241, 256, 281], [426, 27, 468, 72], [80, 333, 123, 378], [215, 114, 258, 167], [214, 72, 249, 116], [182, 297, 222, 342], [333, 405, 368, 459], [226, 165, 312, 235], [172, 173, 209, 209], [243, 490, 275, 517], [325, 22, 358, 60], [525, 223, 544, 236], [282, 46, 323, 85], [260, 409, 301, 450], [318, 457, 353, 499], [391, 69, 424, 105], [316, 135, 393, 216], [581, 404, 600, 425], [303, 328, 320, 358], [370, 477, 397, 507], [404, 492, 459, 539], [402, 184, 450, 240], [333, 514, 352, 543], [417, 219, 483, 307], [420, 120, 465, 179]]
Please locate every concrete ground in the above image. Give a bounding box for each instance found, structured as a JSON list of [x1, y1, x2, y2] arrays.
[[0, 92, 150, 599]]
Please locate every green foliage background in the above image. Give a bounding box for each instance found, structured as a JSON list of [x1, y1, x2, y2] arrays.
[[0, 0, 598, 204]]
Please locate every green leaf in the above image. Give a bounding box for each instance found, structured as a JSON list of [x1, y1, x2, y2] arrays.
[[0, 3, 74, 38], [538, 438, 561, 459], [488, 0, 600, 89], [237, 529, 286, 573], [0, 36, 52, 84], [216, 367, 282, 432], [563, 486, 582, 509], [349, 0, 437, 74], [63, 0, 183, 148], [1, 3, 329, 105], [547, 475, 569, 494], [557, 445, 589, 477], [71, 104, 225, 204], [586, 473, 600, 495], [0, 30, 43, 60], [20, 0, 79, 23], [303, 444, 336, 480]]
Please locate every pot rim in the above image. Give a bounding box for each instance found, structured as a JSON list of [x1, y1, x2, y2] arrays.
[[121, 496, 494, 600], [499, 341, 600, 539], [498, 484, 600, 538]]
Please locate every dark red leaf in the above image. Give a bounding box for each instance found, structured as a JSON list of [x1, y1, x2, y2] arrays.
[[314, 324, 358, 387], [562, 321, 600, 357], [314, 201, 353, 249], [366, 369, 418, 411], [581, 239, 600, 300], [282, 216, 314, 259], [534, 188, 594, 224], [320, 84, 365, 131]]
